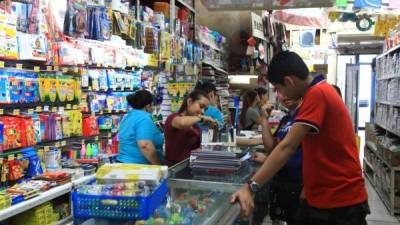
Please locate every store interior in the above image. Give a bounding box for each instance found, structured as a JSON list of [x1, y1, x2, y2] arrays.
[[0, 0, 399, 224]]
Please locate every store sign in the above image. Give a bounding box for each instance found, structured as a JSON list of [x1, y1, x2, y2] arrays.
[[251, 12, 266, 41]]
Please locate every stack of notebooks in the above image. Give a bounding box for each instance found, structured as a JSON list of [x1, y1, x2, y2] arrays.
[[190, 149, 251, 174]]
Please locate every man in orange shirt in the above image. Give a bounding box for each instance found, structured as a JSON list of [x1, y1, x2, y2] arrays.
[[231, 51, 369, 225]]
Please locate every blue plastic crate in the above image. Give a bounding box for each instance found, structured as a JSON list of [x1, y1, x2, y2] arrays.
[[72, 179, 168, 221]]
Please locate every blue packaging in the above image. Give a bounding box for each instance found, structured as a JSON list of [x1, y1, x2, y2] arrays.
[[98, 116, 113, 130], [23, 73, 39, 103], [0, 119, 3, 152], [9, 71, 25, 103], [0, 70, 10, 103]]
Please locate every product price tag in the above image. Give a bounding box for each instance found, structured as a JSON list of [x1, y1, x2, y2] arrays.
[[13, 109, 20, 115], [46, 66, 52, 71], [0, 109, 3, 115], [99, 110, 103, 115], [8, 155, 14, 161], [51, 107, 57, 113], [44, 105, 50, 111], [91, 112, 95, 117], [62, 68, 68, 73], [97, 63, 101, 67], [28, 109, 34, 114], [36, 106, 42, 112], [34, 66, 40, 72], [54, 66, 59, 71], [108, 133, 112, 138], [44, 146, 50, 151], [59, 107, 65, 113], [95, 136, 99, 141], [61, 141, 66, 146], [74, 67, 79, 73], [55, 142, 60, 147], [112, 87, 117, 91], [132, 67, 135, 72], [73, 105, 78, 110], [0, 61, 4, 68], [16, 64, 23, 70], [107, 108, 112, 113], [66, 104, 72, 109]]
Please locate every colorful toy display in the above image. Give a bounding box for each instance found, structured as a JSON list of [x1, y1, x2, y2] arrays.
[[138, 190, 228, 225]]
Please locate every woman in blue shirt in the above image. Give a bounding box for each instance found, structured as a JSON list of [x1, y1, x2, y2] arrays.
[[117, 90, 164, 164], [195, 81, 224, 129]]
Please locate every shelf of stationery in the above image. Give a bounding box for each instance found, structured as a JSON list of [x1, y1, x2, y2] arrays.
[[0, 174, 95, 222], [377, 43, 400, 59]]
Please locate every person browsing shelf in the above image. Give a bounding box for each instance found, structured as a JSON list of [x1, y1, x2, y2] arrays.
[[117, 90, 164, 165]]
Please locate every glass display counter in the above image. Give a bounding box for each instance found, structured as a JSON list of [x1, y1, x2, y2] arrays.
[[74, 145, 259, 225]]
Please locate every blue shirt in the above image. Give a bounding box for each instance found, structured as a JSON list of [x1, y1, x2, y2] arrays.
[[117, 110, 164, 164], [199, 105, 224, 130], [274, 111, 302, 183]]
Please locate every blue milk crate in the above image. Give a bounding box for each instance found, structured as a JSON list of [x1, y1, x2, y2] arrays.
[[72, 179, 168, 221]]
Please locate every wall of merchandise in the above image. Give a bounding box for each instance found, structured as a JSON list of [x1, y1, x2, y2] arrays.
[[364, 23, 400, 215], [0, 0, 229, 223]]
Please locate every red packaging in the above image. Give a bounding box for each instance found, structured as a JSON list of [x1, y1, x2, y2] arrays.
[[39, 114, 50, 141], [178, 8, 189, 21], [17, 116, 37, 147], [7, 159, 24, 181], [2, 117, 22, 150], [82, 115, 99, 137]]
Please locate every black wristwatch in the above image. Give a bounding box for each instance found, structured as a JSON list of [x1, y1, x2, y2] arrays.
[[247, 180, 260, 193]]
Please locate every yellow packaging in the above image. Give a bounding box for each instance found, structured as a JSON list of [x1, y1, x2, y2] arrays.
[[96, 163, 168, 184]]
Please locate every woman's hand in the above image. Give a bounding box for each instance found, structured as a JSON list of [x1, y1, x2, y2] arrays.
[[199, 115, 219, 128], [252, 152, 267, 163]]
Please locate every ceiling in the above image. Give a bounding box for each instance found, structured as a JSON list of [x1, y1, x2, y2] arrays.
[[200, 0, 335, 11]]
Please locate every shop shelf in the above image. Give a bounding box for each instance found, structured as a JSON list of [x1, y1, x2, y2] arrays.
[[377, 44, 400, 60], [72, 179, 168, 221], [202, 60, 228, 74], [72, 175, 96, 187], [377, 75, 400, 81], [176, 0, 195, 13], [364, 158, 375, 172], [375, 122, 400, 140], [0, 183, 72, 222], [52, 215, 72, 225], [376, 100, 400, 107]]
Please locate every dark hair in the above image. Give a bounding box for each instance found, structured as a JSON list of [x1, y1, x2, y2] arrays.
[[255, 87, 267, 99], [267, 51, 309, 85], [127, 90, 153, 109], [332, 85, 342, 97], [178, 90, 209, 113], [194, 81, 216, 95], [239, 90, 258, 128]]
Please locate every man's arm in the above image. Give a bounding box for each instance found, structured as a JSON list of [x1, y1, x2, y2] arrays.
[[231, 123, 310, 216], [252, 123, 310, 186]]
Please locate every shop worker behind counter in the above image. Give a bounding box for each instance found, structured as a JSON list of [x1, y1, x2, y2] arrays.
[[231, 51, 370, 225], [117, 90, 164, 165], [164, 90, 219, 167]]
